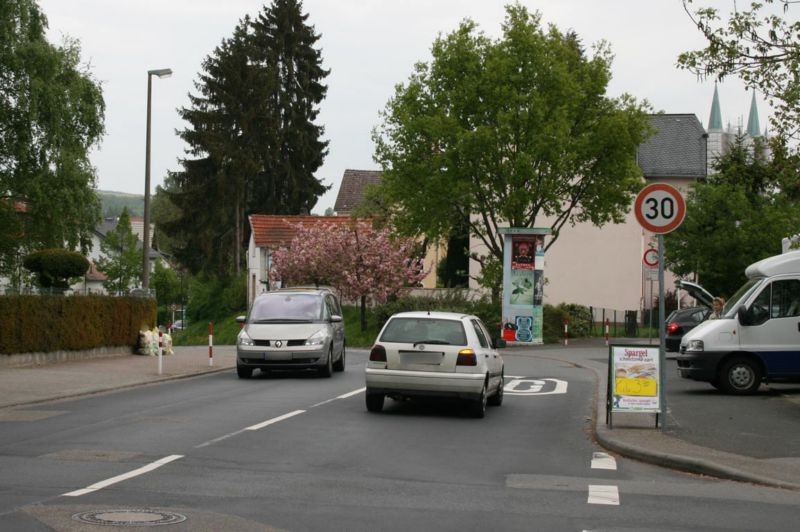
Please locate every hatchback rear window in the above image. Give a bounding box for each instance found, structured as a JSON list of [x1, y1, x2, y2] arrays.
[[380, 317, 467, 345], [250, 293, 323, 321]]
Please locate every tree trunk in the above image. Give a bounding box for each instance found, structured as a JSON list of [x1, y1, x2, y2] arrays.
[[360, 294, 367, 332]]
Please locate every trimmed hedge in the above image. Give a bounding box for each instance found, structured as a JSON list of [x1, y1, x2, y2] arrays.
[[0, 295, 156, 354]]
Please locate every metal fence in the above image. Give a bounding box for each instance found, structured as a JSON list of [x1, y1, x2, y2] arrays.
[[585, 307, 640, 338]]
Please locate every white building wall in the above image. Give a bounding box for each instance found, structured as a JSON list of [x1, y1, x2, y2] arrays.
[[469, 177, 696, 312]]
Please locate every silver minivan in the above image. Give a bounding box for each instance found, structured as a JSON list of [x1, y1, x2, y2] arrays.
[[236, 288, 346, 378]]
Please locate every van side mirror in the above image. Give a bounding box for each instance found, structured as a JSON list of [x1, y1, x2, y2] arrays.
[[236, 315, 246, 324], [737, 306, 751, 326], [330, 314, 343, 323]]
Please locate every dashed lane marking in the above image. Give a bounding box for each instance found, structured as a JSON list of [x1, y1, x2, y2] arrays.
[[62, 454, 184, 497], [245, 410, 305, 431], [591, 452, 617, 470], [588, 484, 620, 505]]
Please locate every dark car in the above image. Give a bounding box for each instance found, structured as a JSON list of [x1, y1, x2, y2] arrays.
[[665, 280, 714, 352]]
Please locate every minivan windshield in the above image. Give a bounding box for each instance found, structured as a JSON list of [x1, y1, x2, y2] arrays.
[[722, 278, 764, 317], [249, 293, 323, 322]]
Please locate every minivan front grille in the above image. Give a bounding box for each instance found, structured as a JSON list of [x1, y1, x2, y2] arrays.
[[253, 339, 270, 346]]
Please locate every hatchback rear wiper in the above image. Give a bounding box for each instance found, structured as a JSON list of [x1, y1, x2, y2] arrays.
[[250, 318, 312, 324], [413, 340, 448, 347]]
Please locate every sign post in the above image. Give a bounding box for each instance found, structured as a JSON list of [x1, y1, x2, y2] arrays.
[[631, 183, 686, 429]]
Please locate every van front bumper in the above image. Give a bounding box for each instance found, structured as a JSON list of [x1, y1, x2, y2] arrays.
[[675, 350, 726, 382]]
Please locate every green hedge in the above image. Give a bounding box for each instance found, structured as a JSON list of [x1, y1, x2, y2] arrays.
[[0, 295, 156, 354]]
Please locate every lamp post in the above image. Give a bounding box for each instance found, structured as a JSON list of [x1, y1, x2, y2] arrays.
[[142, 68, 172, 291]]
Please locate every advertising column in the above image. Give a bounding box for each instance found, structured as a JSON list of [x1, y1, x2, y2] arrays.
[[500, 228, 550, 345]]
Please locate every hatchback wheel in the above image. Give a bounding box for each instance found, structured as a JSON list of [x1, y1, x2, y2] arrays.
[[470, 382, 488, 418], [488, 372, 504, 407], [366, 392, 384, 412]]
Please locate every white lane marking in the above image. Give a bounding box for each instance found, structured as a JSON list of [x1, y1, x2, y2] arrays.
[[337, 387, 366, 399], [245, 410, 305, 431], [195, 429, 247, 448], [591, 452, 617, 470], [504, 378, 568, 395], [588, 484, 620, 505], [62, 454, 184, 497], [310, 388, 366, 407]]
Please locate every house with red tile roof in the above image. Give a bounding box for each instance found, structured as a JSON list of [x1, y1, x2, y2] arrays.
[[246, 214, 354, 305]]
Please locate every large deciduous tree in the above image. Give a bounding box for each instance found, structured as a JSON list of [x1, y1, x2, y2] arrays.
[[163, 0, 329, 276], [679, 0, 800, 142], [371, 4, 652, 290], [0, 0, 105, 275], [270, 221, 427, 331], [664, 137, 800, 298]]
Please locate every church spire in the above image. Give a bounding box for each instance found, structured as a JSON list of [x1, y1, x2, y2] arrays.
[[746, 90, 761, 138], [708, 83, 723, 131]]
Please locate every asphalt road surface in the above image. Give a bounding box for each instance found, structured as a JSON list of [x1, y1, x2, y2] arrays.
[[1, 349, 798, 531]]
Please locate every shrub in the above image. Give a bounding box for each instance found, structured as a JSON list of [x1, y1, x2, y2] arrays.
[[23, 249, 89, 289], [186, 273, 247, 321]]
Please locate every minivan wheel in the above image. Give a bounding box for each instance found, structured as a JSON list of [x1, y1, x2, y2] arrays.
[[237, 364, 253, 379], [319, 347, 333, 378], [719, 357, 762, 395], [366, 392, 384, 412], [333, 344, 346, 372]]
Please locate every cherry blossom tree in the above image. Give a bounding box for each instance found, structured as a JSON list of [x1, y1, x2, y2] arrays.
[[270, 220, 427, 330]]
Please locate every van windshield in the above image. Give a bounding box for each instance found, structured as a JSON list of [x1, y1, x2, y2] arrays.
[[723, 278, 764, 317]]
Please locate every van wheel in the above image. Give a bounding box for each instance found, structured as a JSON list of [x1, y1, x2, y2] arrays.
[[718, 357, 762, 395]]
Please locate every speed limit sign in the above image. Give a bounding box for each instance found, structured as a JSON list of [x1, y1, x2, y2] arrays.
[[634, 183, 686, 234]]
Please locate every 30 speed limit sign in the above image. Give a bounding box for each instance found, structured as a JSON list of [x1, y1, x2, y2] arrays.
[[634, 183, 686, 234]]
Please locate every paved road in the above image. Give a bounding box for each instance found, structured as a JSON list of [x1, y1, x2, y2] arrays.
[[1, 347, 799, 530]]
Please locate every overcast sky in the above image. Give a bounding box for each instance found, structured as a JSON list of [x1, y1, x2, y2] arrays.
[[37, 0, 770, 214]]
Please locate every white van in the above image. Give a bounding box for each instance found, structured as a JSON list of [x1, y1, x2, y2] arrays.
[[676, 250, 800, 394]]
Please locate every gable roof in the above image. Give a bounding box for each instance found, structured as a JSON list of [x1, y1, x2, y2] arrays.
[[637, 114, 708, 179], [333, 169, 382, 213], [249, 214, 355, 248]]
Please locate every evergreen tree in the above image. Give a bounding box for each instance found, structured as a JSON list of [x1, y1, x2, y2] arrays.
[[162, 0, 329, 276], [96, 208, 141, 294]]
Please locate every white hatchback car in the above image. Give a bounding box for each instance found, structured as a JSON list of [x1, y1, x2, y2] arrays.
[[365, 311, 505, 418]]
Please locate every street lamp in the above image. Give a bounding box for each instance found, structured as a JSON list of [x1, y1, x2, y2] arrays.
[[142, 68, 172, 291]]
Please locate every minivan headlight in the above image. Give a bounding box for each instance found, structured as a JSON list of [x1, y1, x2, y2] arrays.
[[686, 339, 704, 352], [238, 331, 254, 346], [305, 329, 328, 346]]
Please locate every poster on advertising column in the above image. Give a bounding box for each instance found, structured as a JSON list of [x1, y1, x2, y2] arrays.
[[500, 228, 549, 345], [607, 344, 661, 424]]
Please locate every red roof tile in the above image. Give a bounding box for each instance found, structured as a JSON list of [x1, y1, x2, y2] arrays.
[[249, 215, 355, 248]]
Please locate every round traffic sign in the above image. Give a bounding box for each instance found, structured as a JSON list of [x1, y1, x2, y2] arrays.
[[634, 183, 686, 234], [643, 248, 658, 268]]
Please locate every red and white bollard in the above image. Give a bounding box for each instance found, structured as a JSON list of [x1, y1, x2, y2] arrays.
[[604, 318, 610, 346], [158, 330, 164, 375], [208, 322, 214, 367], [563, 318, 569, 346]]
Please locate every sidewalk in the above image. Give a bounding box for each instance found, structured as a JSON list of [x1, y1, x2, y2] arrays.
[[0, 346, 236, 409], [1, 340, 799, 491]]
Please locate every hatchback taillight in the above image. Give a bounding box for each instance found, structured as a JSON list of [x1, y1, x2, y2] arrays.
[[369, 345, 387, 362], [666, 322, 679, 335], [456, 349, 477, 366]]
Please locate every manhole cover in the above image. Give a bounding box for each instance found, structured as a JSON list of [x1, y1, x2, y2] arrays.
[[73, 509, 186, 526]]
